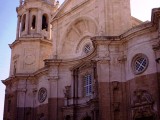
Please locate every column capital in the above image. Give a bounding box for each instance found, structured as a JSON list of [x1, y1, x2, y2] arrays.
[[48, 76, 59, 82], [95, 56, 111, 64], [152, 42, 160, 51], [117, 55, 127, 63], [17, 88, 27, 92]]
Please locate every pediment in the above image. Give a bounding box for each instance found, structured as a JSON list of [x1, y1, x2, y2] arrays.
[[53, 0, 89, 19]]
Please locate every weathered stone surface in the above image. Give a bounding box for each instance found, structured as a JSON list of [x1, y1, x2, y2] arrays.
[[2, 0, 160, 120]]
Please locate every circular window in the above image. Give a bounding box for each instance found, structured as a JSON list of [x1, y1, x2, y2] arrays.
[[38, 87, 47, 103], [84, 44, 91, 54], [132, 54, 149, 75]]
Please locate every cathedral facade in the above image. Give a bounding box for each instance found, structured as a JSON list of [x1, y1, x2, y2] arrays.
[[2, 0, 160, 120]]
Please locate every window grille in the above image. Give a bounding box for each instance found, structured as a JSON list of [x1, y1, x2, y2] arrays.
[[84, 74, 92, 96]]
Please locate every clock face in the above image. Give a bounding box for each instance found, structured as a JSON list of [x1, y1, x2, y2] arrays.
[[38, 88, 47, 103]]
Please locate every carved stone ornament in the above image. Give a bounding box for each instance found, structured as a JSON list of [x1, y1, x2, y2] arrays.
[[39, 113, 47, 120], [33, 88, 38, 96], [82, 113, 92, 120], [117, 55, 127, 63], [152, 41, 160, 51], [38, 87, 47, 103], [113, 102, 120, 112], [132, 89, 157, 120], [112, 81, 119, 90], [13, 54, 19, 60], [24, 54, 36, 65], [132, 89, 154, 106], [63, 85, 71, 98]]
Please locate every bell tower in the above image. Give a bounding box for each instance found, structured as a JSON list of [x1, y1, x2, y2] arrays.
[[9, 0, 57, 75], [98, 0, 132, 36], [2, 1, 59, 119], [17, 0, 56, 39]]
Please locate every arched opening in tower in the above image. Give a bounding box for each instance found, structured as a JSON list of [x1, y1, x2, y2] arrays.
[[42, 14, 48, 31], [31, 15, 36, 30], [22, 14, 26, 31]]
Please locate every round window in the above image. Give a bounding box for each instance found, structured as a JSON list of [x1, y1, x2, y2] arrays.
[[132, 54, 149, 75], [38, 87, 47, 103], [84, 44, 91, 54]]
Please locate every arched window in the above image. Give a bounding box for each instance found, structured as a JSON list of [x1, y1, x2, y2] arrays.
[[42, 14, 48, 31], [31, 15, 36, 29], [22, 14, 26, 31]]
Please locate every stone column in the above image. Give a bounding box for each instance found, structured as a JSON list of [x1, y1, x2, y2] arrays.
[[17, 88, 27, 120], [16, 15, 21, 39], [48, 16, 51, 40], [96, 0, 106, 35], [52, 24, 58, 59], [25, 10, 29, 35], [37, 9, 42, 34], [92, 37, 112, 120], [48, 76, 59, 120], [96, 57, 111, 120]]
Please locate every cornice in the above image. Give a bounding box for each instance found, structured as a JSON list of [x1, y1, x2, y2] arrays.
[[91, 7, 160, 45], [121, 22, 156, 42], [9, 38, 52, 49], [121, 8, 160, 41], [2, 66, 51, 86], [2, 74, 35, 85], [33, 66, 49, 78], [44, 47, 97, 68], [17, 0, 54, 13], [91, 36, 121, 45]]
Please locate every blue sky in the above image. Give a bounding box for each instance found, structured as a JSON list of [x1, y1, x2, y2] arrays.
[[0, 0, 19, 119], [0, 0, 159, 119]]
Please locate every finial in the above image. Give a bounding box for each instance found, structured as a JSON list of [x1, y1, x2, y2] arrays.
[[56, 0, 59, 4], [56, 1, 59, 8], [19, 0, 23, 6]]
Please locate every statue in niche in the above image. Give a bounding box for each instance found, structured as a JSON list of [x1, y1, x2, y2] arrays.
[[63, 85, 71, 98], [132, 89, 158, 120]]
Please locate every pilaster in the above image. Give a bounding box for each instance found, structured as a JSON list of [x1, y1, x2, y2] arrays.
[[16, 15, 21, 39], [25, 10, 29, 35], [37, 9, 42, 34], [104, 0, 132, 35]]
